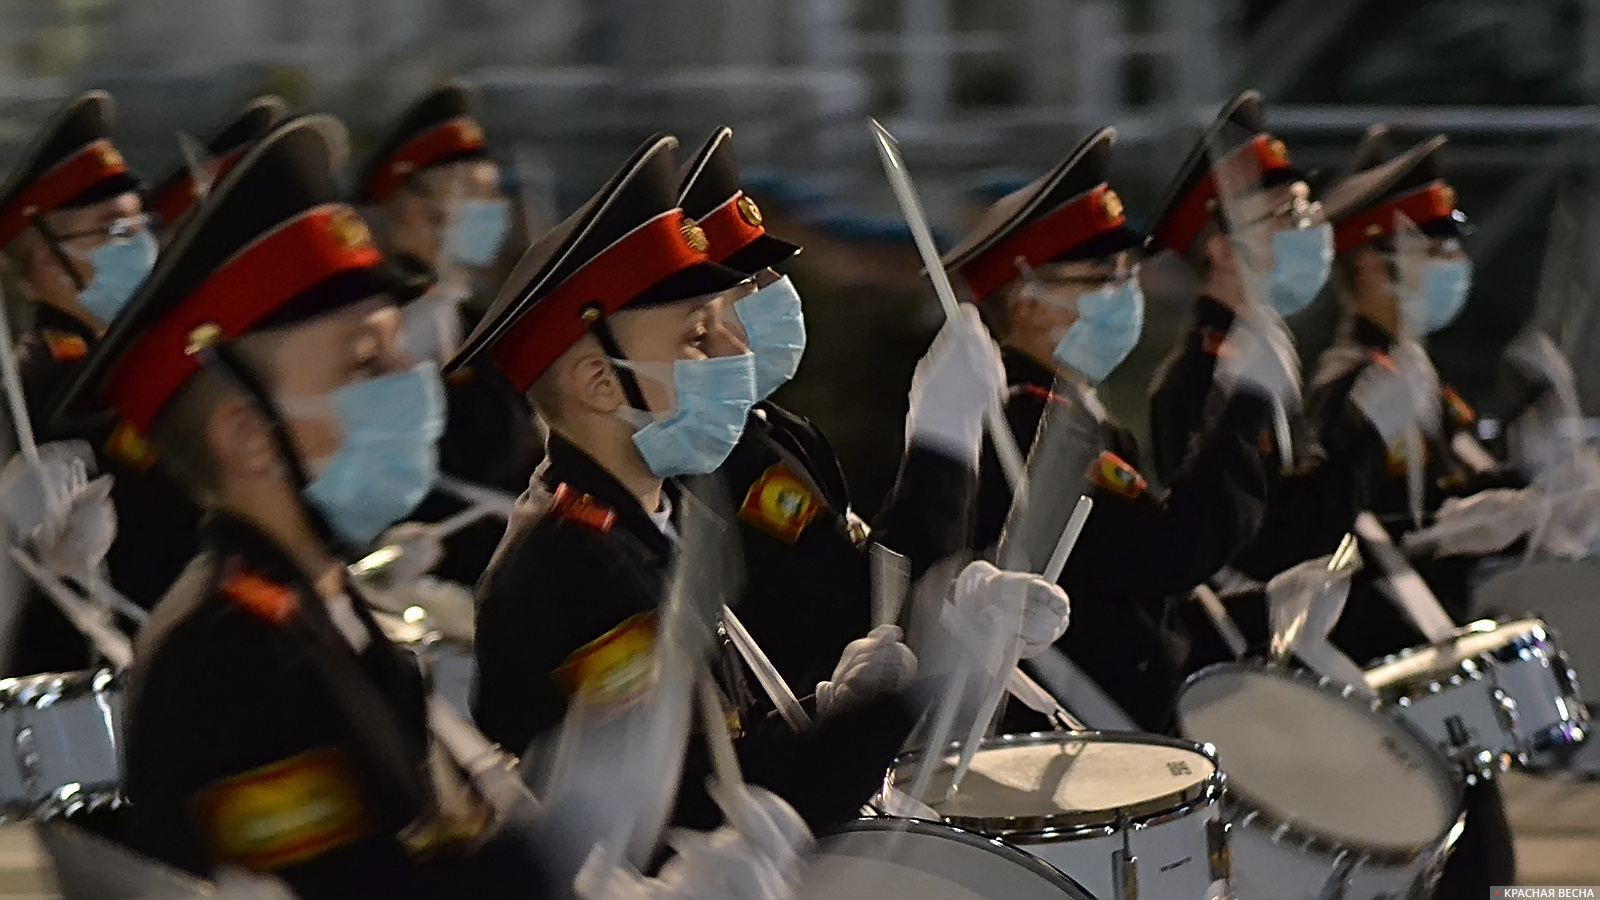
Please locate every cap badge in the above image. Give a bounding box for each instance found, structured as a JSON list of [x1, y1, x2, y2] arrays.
[[94, 145, 124, 172], [1267, 139, 1289, 167], [737, 194, 764, 228], [456, 120, 485, 147], [1098, 189, 1124, 222], [185, 322, 223, 357], [1439, 185, 1457, 210], [680, 218, 710, 254], [327, 207, 374, 252]]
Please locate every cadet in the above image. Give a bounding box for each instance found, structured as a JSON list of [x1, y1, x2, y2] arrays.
[[456, 134, 1067, 831], [146, 96, 288, 237], [354, 82, 541, 583], [0, 91, 163, 672], [49, 114, 545, 897], [1309, 130, 1516, 900], [677, 127, 991, 692], [941, 126, 1284, 731]]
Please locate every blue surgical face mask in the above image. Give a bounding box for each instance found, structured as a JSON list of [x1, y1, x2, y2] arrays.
[[1269, 223, 1333, 317], [1048, 276, 1146, 384], [289, 363, 446, 547], [77, 230, 157, 325], [1404, 258, 1473, 334], [733, 276, 806, 400], [613, 353, 758, 478], [445, 198, 511, 268]]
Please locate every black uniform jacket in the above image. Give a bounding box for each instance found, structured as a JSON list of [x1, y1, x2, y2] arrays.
[[9, 305, 199, 675], [974, 350, 1271, 732], [1147, 296, 1388, 582], [121, 513, 542, 899], [473, 432, 923, 832]]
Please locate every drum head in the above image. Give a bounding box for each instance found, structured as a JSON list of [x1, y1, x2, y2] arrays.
[[1364, 618, 1549, 690], [797, 818, 1094, 900], [894, 733, 1215, 829], [1177, 665, 1458, 854], [1474, 560, 1600, 692]]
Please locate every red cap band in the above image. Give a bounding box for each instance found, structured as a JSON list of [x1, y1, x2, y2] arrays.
[[365, 117, 487, 204], [149, 145, 252, 228], [1154, 134, 1293, 256], [1333, 181, 1458, 254], [698, 192, 767, 264], [957, 184, 1128, 301], [491, 210, 713, 392], [105, 204, 384, 433], [0, 140, 131, 247]]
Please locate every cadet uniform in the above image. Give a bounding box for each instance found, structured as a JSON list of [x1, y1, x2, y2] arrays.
[[354, 84, 542, 586], [678, 128, 978, 693], [457, 135, 916, 833], [0, 92, 200, 674], [50, 115, 543, 897], [940, 127, 1272, 731], [1306, 131, 1517, 900]]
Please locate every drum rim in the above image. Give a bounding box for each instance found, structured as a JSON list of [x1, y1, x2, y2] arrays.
[[887, 731, 1223, 838], [821, 815, 1098, 899], [1364, 618, 1560, 697], [0, 668, 119, 709], [1176, 660, 1464, 864]]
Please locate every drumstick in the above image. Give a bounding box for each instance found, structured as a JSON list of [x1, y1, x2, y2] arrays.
[[696, 672, 757, 836], [11, 547, 131, 669], [870, 118, 1027, 495], [720, 604, 812, 732], [871, 543, 911, 629]]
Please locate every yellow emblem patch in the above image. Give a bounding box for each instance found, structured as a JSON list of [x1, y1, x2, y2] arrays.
[[739, 463, 820, 543], [1441, 386, 1475, 428], [104, 421, 157, 472], [553, 613, 658, 711], [194, 747, 371, 872], [1087, 450, 1146, 500]]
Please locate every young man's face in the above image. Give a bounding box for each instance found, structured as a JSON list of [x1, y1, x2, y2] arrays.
[[385, 158, 502, 269], [1013, 252, 1133, 336], [13, 191, 146, 318], [610, 284, 754, 414], [266, 296, 406, 466]]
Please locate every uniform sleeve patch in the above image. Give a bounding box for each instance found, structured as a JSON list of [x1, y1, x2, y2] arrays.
[[193, 747, 371, 872], [552, 612, 657, 711], [104, 420, 158, 472], [551, 483, 616, 533], [738, 462, 821, 543], [1087, 450, 1147, 499], [1441, 386, 1476, 428], [220, 570, 299, 625], [41, 330, 88, 363], [1199, 327, 1227, 357], [1013, 383, 1075, 408]]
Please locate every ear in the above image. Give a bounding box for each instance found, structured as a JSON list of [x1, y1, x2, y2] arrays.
[[566, 349, 626, 417], [1353, 246, 1393, 296], [1202, 230, 1235, 273], [204, 395, 278, 483]]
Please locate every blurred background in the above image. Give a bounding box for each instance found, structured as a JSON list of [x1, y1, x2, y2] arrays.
[[2, 0, 1599, 512]]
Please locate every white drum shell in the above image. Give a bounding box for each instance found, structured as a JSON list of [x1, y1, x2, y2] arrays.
[[0, 670, 123, 820]]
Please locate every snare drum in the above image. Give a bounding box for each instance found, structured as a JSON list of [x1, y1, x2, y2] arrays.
[[887, 732, 1227, 900], [0, 669, 123, 820], [1363, 618, 1588, 778], [798, 817, 1095, 900], [371, 609, 477, 717], [1177, 663, 1462, 900], [1473, 560, 1600, 778]]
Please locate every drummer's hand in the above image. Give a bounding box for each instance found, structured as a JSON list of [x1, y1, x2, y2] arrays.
[[954, 560, 1070, 658], [1400, 488, 1540, 558], [655, 785, 812, 900], [369, 520, 444, 583], [905, 304, 1006, 470], [816, 624, 917, 719], [0, 440, 117, 578]]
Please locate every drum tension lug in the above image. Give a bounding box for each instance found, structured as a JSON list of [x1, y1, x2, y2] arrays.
[[1317, 852, 1356, 900], [1114, 817, 1139, 900]]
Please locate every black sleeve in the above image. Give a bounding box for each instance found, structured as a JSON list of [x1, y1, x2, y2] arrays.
[[871, 445, 979, 582], [472, 523, 658, 755], [1065, 393, 1270, 600], [1147, 327, 1220, 486], [438, 366, 545, 494]]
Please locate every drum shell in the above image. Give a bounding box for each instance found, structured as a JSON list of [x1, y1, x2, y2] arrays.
[[1364, 619, 1589, 776], [887, 731, 1227, 900], [0, 669, 124, 820]]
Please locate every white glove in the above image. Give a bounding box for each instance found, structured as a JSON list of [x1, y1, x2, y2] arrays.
[[905, 304, 1006, 470], [1391, 340, 1442, 436], [1349, 354, 1421, 444], [815, 624, 918, 719], [1400, 488, 1541, 558], [621, 784, 811, 900], [0, 441, 117, 579], [952, 560, 1070, 659], [1505, 330, 1579, 405], [369, 521, 445, 584], [1215, 311, 1302, 409]]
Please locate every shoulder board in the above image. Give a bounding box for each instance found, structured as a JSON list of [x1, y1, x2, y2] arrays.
[[1440, 386, 1476, 428], [1199, 327, 1227, 357], [551, 483, 617, 533], [739, 461, 822, 543], [1087, 450, 1147, 500], [41, 330, 88, 364], [220, 569, 299, 625], [445, 365, 477, 387], [1012, 383, 1074, 408], [552, 612, 657, 710], [194, 746, 371, 871]]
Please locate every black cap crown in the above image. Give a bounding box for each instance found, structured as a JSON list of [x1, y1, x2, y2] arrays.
[[676, 127, 800, 274], [147, 96, 289, 228]]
